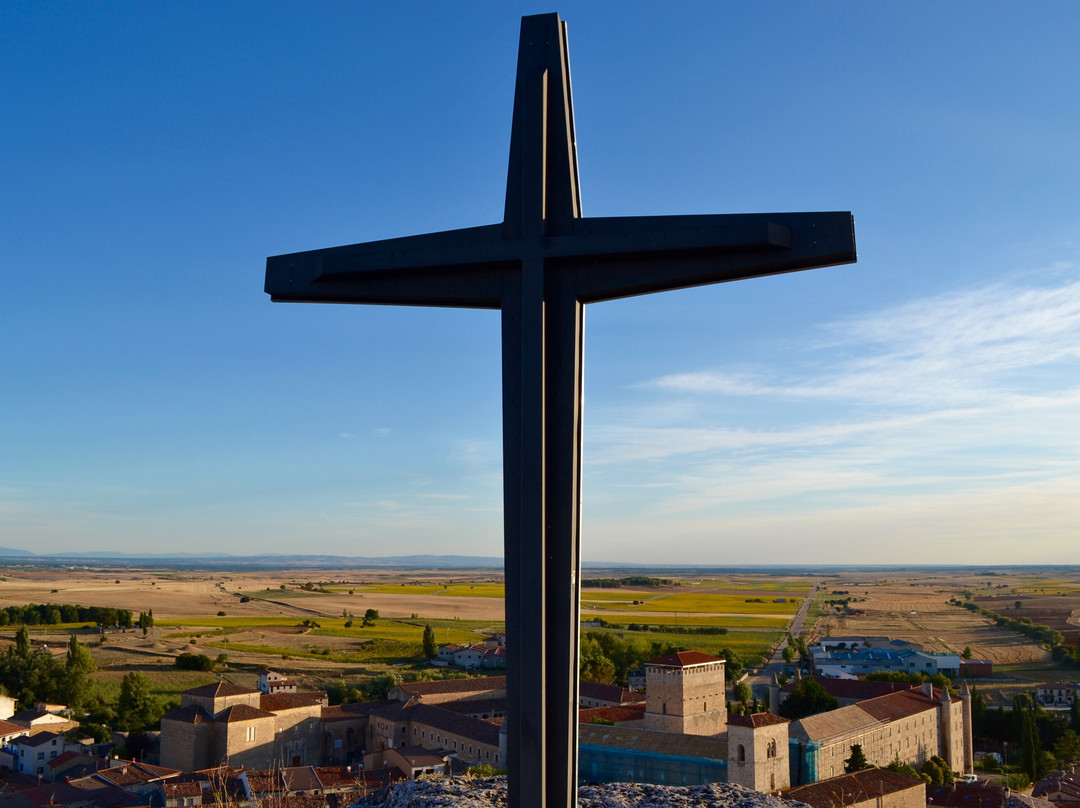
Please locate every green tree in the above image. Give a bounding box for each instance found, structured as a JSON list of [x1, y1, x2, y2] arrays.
[[580, 649, 616, 684], [1053, 728, 1080, 767], [778, 678, 839, 720], [13, 625, 31, 659], [1070, 698, 1080, 733], [961, 646, 974, 660], [422, 625, 438, 659], [137, 610, 155, 635], [734, 680, 752, 707], [844, 743, 871, 773], [931, 755, 954, 785], [362, 608, 379, 627], [885, 757, 920, 779], [782, 645, 796, 663], [1020, 705, 1041, 781], [1003, 773, 1030, 791], [467, 763, 506, 777], [175, 653, 215, 671], [360, 671, 401, 701], [721, 648, 744, 681], [62, 634, 96, 709], [921, 758, 944, 785], [117, 671, 160, 731]]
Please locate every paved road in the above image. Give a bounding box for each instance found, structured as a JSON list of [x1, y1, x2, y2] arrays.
[[747, 581, 818, 698]]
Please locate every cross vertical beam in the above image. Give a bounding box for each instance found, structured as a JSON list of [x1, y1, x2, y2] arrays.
[[264, 12, 856, 808]]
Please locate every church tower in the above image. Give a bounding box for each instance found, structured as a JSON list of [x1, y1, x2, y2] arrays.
[[727, 712, 791, 793], [643, 651, 726, 735]]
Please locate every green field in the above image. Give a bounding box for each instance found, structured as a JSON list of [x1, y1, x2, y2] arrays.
[[157, 617, 502, 666], [239, 588, 326, 599], [584, 613, 788, 628], [92, 668, 220, 702], [582, 592, 800, 615], [582, 625, 779, 666]]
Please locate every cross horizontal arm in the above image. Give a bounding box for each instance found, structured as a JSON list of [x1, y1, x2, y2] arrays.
[[265, 224, 514, 309], [265, 211, 853, 309], [566, 211, 855, 302]]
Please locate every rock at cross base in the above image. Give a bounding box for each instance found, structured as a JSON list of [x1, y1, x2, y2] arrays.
[[355, 777, 811, 808]]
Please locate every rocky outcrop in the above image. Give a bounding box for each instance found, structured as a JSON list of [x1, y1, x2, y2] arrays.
[[357, 777, 809, 808]]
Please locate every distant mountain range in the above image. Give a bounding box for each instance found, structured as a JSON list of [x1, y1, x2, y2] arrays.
[[0, 546, 1071, 574], [0, 547, 503, 569]]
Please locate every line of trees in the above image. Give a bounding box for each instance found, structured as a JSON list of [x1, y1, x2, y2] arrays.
[[954, 599, 1070, 655], [625, 623, 727, 635], [0, 603, 133, 628], [581, 576, 673, 589]]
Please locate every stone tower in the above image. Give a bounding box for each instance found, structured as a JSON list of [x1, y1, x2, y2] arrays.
[[960, 682, 974, 773], [727, 712, 791, 793], [643, 650, 726, 735]]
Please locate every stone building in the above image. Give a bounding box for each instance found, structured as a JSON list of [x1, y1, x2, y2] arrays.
[[642, 651, 726, 736], [787, 683, 970, 784], [160, 682, 327, 772], [727, 713, 790, 793]]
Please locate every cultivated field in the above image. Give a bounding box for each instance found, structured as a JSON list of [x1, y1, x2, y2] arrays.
[[809, 570, 1074, 664], [0, 564, 1076, 701]]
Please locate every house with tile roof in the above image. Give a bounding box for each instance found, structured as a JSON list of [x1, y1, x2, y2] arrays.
[[258, 670, 298, 694], [1037, 682, 1080, 707], [6, 731, 80, 777], [387, 676, 505, 705], [159, 682, 327, 772], [1033, 763, 1080, 806], [579, 681, 645, 710], [774, 676, 919, 713], [9, 708, 79, 736], [927, 781, 1055, 808], [785, 767, 925, 808]]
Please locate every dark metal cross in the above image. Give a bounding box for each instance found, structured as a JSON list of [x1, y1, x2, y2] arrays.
[[265, 12, 854, 808]]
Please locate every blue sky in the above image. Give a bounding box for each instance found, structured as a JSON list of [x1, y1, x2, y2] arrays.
[[2, 3, 1077, 564]]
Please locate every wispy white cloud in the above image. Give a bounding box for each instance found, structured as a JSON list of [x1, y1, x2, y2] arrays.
[[644, 276, 1080, 409], [584, 274, 1080, 555]]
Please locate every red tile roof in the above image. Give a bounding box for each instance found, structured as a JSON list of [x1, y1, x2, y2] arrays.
[[394, 676, 505, 696], [579, 705, 646, 724], [580, 681, 644, 705], [216, 704, 276, 722], [260, 692, 327, 712], [645, 650, 724, 667], [185, 682, 259, 699], [0, 719, 28, 737], [728, 712, 790, 728], [786, 768, 924, 807], [856, 688, 939, 722]]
